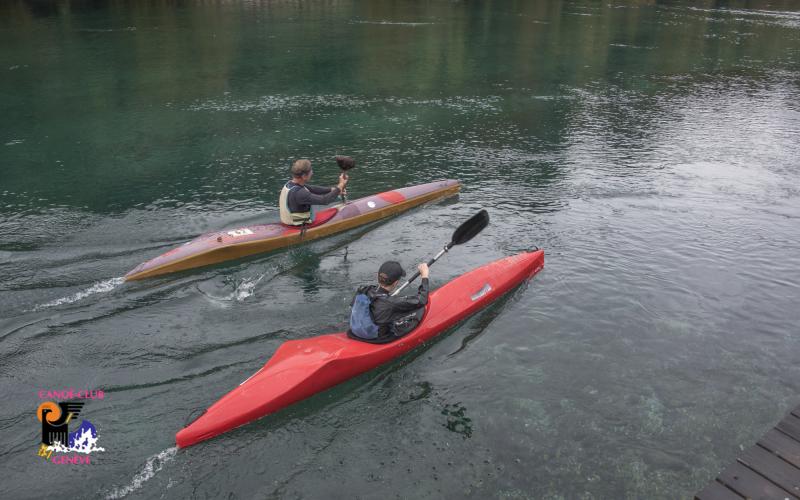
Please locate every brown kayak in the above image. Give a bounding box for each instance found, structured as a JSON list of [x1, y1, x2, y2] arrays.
[[125, 179, 461, 281]]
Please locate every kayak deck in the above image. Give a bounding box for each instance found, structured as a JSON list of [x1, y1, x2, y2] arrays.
[[176, 249, 544, 448], [125, 179, 461, 281]]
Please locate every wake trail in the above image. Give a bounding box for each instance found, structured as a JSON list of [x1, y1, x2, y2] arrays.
[[33, 277, 125, 310], [105, 446, 178, 499]]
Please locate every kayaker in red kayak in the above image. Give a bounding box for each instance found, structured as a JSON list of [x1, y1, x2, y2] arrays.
[[348, 261, 430, 343], [279, 159, 349, 226]]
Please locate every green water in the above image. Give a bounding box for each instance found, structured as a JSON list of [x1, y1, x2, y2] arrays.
[[2, 1, 800, 498]]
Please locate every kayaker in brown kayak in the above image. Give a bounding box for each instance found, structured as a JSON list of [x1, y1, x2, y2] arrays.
[[278, 159, 349, 226]]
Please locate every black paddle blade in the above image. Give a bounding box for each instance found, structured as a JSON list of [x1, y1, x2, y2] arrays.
[[450, 209, 489, 247], [335, 155, 355, 170]]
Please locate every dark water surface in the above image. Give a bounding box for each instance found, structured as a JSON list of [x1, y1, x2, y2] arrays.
[[2, 1, 800, 498]]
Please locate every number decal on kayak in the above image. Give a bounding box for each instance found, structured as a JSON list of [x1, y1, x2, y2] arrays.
[[470, 283, 492, 301], [227, 228, 254, 237], [367, 201, 376, 208]]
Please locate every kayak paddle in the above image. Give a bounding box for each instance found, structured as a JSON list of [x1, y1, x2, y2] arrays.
[[391, 209, 490, 296], [335, 155, 355, 204]]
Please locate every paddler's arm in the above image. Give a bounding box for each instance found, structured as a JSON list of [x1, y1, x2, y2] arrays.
[[293, 186, 341, 206], [305, 184, 334, 195], [415, 263, 430, 306], [301, 174, 348, 204], [385, 278, 429, 312], [415, 278, 430, 305]]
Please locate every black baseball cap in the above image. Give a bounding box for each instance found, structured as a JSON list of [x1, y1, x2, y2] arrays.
[[378, 261, 405, 284]]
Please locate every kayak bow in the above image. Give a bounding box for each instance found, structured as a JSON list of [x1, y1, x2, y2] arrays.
[[125, 179, 461, 281], [175, 249, 544, 448]]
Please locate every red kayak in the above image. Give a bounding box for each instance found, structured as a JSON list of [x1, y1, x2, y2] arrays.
[[176, 249, 544, 448]]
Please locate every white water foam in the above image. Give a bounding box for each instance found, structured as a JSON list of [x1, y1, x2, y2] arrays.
[[189, 94, 373, 112], [350, 20, 437, 26], [34, 277, 125, 310], [234, 273, 266, 301], [233, 274, 264, 302], [105, 447, 178, 500], [198, 269, 273, 304], [189, 94, 501, 114]]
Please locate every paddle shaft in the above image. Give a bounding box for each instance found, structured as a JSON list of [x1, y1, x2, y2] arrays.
[[389, 209, 489, 297]]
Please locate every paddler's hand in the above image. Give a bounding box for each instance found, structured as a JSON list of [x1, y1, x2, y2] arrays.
[[337, 173, 349, 191], [418, 263, 429, 279]]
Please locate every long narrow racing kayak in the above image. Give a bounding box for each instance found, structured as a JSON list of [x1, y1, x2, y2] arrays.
[[125, 179, 461, 281], [176, 249, 544, 448]]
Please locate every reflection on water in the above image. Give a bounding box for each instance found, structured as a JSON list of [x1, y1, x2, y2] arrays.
[[1, 1, 799, 499], [1, 0, 798, 212]]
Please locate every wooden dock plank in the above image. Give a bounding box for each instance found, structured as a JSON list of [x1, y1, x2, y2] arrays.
[[695, 480, 743, 500], [777, 414, 800, 443], [697, 403, 800, 499], [718, 461, 797, 499], [739, 445, 800, 498], [760, 429, 800, 470]]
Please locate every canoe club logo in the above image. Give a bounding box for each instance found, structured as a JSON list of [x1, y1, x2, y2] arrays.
[[36, 389, 106, 464]]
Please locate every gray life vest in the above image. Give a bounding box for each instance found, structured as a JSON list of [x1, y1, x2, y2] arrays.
[[279, 182, 314, 226]]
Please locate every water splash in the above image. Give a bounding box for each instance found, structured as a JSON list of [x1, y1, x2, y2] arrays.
[[197, 271, 271, 304], [233, 273, 266, 301], [105, 447, 178, 500], [34, 277, 124, 310]]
